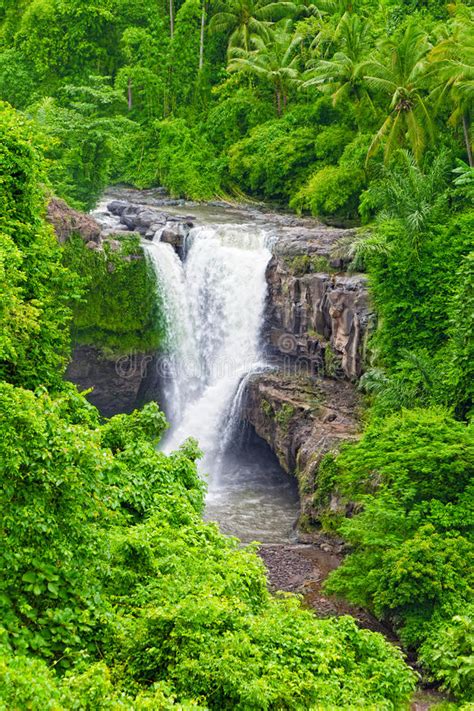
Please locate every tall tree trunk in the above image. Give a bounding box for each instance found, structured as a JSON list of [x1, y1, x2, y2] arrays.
[[275, 88, 282, 117], [199, 2, 206, 71], [169, 0, 174, 38], [463, 113, 473, 167], [127, 77, 133, 110]]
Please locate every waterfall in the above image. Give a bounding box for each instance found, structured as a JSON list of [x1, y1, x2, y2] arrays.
[[146, 222, 271, 477], [220, 365, 273, 454], [144, 240, 200, 424]]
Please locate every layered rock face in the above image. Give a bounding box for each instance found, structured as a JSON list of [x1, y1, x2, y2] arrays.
[[240, 372, 359, 527], [65, 347, 164, 418], [264, 227, 371, 381], [238, 222, 372, 528]]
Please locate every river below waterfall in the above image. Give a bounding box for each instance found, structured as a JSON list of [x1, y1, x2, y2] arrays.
[[93, 189, 300, 544]]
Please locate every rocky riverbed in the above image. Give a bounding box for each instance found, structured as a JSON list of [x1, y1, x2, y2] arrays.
[[257, 539, 395, 639]]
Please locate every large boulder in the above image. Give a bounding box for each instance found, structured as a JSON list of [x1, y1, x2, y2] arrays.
[[107, 200, 129, 216], [47, 197, 101, 244]]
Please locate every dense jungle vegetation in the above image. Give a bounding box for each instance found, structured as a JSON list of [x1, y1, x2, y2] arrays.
[[0, 105, 418, 710], [0, 0, 473, 707]]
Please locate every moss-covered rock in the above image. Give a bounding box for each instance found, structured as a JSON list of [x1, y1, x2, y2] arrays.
[[62, 233, 164, 356]]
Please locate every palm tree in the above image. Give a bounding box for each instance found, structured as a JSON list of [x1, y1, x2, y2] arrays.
[[428, 6, 474, 166], [361, 22, 433, 164], [228, 20, 302, 114], [169, 0, 174, 38], [209, 0, 297, 53], [303, 12, 373, 120], [295, 0, 357, 22]]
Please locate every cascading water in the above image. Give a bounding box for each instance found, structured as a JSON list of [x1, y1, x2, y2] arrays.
[[160, 225, 270, 465], [144, 238, 200, 424], [143, 213, 299, 543]]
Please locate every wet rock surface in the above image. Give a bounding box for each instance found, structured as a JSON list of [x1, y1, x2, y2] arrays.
[[241, 371, 360, 525], [258, 541, 396, 638], [265, 256, 372, 381], [65, 346, 164, 418]]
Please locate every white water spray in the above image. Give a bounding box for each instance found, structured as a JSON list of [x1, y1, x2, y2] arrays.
[[144, 240, 201, 423], [146, 223, 271, 476]]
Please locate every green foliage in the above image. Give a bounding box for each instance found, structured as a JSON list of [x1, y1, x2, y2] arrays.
[[0, 376, 418, 707], [419, 606, 474, 700], [355, 150, 473, 416], [291, 133, 370, 221], [210, 0, 298, 54], [275, 402, 295, 428], [15, 0, 121, 87], [446, 252, 474, 418], [62, 234, 165, 354], [156, 118, 224, 199], [118, 118, 224, 199], [0, 49, 37, 108], [228, 20, 303, 116], [170, 0, 202, 110], [292, 162, 364, 221], [115, 23, 168, 122], [0, 0, 471, 211], [362, 21, 434, 163], [228, 115, 318, 200], [324, 408, 474, 698], [0, 381, 109, 664], [205, 89, 274, 150], [0, 103, 77, 390], [29, 78, 132, 210]]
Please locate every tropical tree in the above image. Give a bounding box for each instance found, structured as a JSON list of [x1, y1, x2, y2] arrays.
[[228, 20, 302, 114], [361, 22, 434, 163], [428, 6, 474, 166], [169, 0, 175, 37], [209, 0, 297, 53], [116, 26, 165, 116], [303, 12, 373, 121]]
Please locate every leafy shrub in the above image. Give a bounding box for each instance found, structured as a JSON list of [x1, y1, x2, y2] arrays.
[[28, 80, 131, 210], [0, 103, 77, 389], [228, 117, 318, 200], [291, 134, 370, 222], [118, 118, 224, 199], [206, 89, 273, 150], [313, 125, 355, 164], [62, 234, 165, 354], [370, 210, 472, 363], [0, 49, 37, 108], [291, 163, 365, 221], [324, 407, 474, 698], [419, 606, 474, 701]]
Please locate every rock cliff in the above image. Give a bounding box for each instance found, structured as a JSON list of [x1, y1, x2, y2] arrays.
[[264, 226, 372, 381], [240, 372, 359, 528], [48, 197, 165, 416], [237, 218, 372, 529], [65, 347, 164, 418]]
